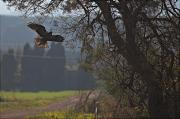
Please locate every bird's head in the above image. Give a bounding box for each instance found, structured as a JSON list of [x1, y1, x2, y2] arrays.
[[27, 22, 37, 29]]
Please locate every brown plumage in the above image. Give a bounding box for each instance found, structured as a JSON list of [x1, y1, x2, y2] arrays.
[[27, 22, 64, 48]]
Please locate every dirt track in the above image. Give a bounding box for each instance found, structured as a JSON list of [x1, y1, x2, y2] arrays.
[[0, 96, 80, 119]]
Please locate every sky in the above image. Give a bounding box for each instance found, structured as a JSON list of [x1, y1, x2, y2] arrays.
[[0, 0, 180, 16], [0, 0, 21, 15]]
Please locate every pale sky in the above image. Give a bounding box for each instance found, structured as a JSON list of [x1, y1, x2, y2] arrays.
[[0, 0, 20, 15], [0, 0, 180, 16]]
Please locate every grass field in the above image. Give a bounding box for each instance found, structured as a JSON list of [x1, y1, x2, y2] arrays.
[[0, 91, 80, 112], [26, 110, 94, 119]]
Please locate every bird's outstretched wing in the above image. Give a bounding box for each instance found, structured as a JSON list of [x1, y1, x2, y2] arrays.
[[27, 23, 47, 37], [48, 35, 64, 42], [27, 22, 64, 48]]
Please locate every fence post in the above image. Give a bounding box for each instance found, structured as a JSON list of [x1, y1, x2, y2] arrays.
[[94, 101, 99, 119]]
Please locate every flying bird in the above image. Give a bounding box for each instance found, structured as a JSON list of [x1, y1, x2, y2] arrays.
[[27, 22, 64, 48]]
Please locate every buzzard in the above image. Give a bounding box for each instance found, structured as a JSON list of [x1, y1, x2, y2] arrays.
[[27, 22, 64, 48]]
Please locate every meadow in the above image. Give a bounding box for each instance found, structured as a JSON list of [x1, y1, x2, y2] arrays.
[[26, 110, 94, 119], [0, 91, 80, 112]]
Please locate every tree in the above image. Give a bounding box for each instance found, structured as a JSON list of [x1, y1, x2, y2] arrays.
[[21, 43, 34, 90], [4, 0, 180, 118], [44, 43, 66, 90], [0, 49, 1, 83], [21, 43, 46, 91], [1, 49, 17, 90]]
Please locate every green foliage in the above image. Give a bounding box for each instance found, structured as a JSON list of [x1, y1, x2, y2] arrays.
[[0, 91, 78, 100], [26, 110, 94, 119], [0, 91, 79, 112]]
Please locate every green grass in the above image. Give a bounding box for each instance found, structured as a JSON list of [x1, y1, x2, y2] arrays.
[[26, 110, 94, 119], [0, 91, 80, 112]]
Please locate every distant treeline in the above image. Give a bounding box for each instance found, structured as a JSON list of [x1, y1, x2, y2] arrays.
[[0, 43, 95, 91]]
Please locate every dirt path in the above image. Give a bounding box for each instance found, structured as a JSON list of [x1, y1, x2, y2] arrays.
[[0, 96, 80, 119]]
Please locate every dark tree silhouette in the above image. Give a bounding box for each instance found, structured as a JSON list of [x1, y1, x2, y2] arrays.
[[20, 42, 94, 91], [21, 43, 46, 91], [1, 49, 17, 90], [43, 43, 66, 90], [0, 50, 2, 90], [21, 43, 34, 90]]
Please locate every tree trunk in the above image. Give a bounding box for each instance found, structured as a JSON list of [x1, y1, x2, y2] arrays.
[[124, 18, 169, 118], [124, 15, 169, 118], [96, 1, 170, 118]]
